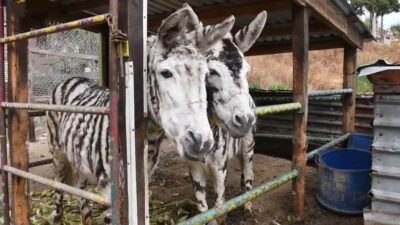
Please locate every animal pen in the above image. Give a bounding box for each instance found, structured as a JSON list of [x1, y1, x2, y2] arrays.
[[0, 0, 373, 225]]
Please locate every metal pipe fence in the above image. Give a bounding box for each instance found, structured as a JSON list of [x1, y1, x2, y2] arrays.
[[308, 88, 353, 97], [254, 102, 302, 116], [306, 133, 351, 160], [178, 169, 300, 225], [0, 7, 118, 225], [3, 166, 111, 206], [0, 14, 110, 44], [255, 133, 334, 142], [178, 133, 351, 224], [253, 89, 353, 102], [1, 102, 109, 115]]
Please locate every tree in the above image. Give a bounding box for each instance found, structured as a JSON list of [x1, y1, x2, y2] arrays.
[[349, 0, 400, 37], [391, 23, 400, 37]]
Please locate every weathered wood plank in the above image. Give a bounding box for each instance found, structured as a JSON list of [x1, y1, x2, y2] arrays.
[[342, 45, 357, 133], [7, 1, 31, 224], [302, 0, 365, 48], [247, 39, 346, 55], [291, 4, 309, 222], [149, 0, 292, 28]]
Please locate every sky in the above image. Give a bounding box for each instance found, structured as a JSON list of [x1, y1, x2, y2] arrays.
[[360, 12, 400, 29], [383, 12, 400, 29]]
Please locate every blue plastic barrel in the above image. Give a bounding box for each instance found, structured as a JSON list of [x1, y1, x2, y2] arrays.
[[347, 134, 373, 151], [317, 148, 371, 215]]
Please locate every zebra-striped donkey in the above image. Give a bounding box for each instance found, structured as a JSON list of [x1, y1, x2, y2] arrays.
[[47, 6, 235, 225], [149, 7, 267, 224]]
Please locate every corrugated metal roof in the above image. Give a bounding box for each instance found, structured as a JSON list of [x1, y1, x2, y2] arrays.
[[24, 0, 374, 54]]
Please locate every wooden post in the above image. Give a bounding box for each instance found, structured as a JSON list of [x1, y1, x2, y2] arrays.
[[128, 0, 147, 223], [342, 45, 357, 133], [6, 2, 31, 225], [0, 0, 10, 224], [291, 4, 309, 222]]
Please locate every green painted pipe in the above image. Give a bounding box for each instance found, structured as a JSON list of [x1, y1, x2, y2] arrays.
[[254, 102, 302, 116], [177, 170, 299, 225], [178, 133, 350, 225], [255, 133, 334, 142], [306, 133, 351, 160]]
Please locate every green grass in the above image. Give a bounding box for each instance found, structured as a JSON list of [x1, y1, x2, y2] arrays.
[[356, 76, 373, 95], [249, 83, 262, 89], [267, 83, 290, 91]]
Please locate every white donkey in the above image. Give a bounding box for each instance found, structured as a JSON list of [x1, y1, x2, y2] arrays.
[[46, 6, 235, 225], [149, 5, 267, 224]]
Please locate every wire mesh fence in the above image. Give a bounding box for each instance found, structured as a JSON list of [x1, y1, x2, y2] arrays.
[[28, 29, 101, 102]]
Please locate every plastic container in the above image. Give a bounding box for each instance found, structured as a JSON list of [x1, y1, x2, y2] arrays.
[[317, 148, 371, 215], [347, 133, 373, 151]]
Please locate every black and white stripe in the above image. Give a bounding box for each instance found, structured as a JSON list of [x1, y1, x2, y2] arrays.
[[47, 77, 112, 225]]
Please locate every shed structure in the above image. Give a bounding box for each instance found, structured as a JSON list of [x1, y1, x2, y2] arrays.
[[0, 0, 373, 225], [358, 61, 400, 224]]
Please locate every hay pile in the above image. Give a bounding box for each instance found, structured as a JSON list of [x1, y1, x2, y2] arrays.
[[0, 189, 196, 225]]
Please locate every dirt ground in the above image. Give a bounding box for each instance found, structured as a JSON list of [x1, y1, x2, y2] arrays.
[[27, 131, 363, 225]]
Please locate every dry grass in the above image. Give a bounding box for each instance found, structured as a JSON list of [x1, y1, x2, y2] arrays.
[[246, 42, 400, 92]]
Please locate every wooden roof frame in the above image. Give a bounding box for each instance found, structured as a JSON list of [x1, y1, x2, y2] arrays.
[[22, 0, 372, 55]]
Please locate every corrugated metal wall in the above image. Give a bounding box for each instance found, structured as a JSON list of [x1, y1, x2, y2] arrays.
[[371, 94, 400, 213], [250, 89, 373, 159]]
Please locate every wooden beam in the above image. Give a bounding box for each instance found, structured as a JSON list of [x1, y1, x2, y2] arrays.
[[63, 0, 108, 13], [342, 45, 357, 133], [148, 0, 291, 28], [291, 4, 309, 222], [247, 39, 346, 55], [6, 1, 31, 224], [301, 0, 364, 49], [258, 20, 330, 37]]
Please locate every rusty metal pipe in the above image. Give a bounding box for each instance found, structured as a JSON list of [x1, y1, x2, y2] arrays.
[[1, 102, 109, 115], [2, 165, 111, 206], [0, 14, 111, 44]]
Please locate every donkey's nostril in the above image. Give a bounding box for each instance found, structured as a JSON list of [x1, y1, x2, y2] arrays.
[[186, 129, 202, 149], [233, 113, 247, 127]]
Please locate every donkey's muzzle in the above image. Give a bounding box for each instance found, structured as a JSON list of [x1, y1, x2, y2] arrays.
[[183, 129, 214, 159], [231, 112, 255, 137]]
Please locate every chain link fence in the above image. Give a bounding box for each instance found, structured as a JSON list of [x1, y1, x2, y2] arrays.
[[28, 29, 101, 102]]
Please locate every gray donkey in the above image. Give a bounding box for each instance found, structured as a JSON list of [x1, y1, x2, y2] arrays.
[[148, 5, 267, 224], [47, 6, 235, 225]]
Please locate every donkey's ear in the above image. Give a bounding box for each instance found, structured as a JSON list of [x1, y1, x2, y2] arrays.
[[182, 3, 202, 31], [234, 11, 267, 53], [197, 15, 235, 51], [158, 7, 189, 47]]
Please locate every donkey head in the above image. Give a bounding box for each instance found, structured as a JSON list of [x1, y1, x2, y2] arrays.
[[185, 7, 267, 137], [147, 7, 234, 160]]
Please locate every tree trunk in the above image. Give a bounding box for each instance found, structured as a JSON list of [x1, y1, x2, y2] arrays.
[[371, 11, 377, 38], [381, 15, 384, 41]]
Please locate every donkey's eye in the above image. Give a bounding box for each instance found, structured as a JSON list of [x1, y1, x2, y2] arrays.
[[160, 70, 173, 78], [209, 69, 220, 77]]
